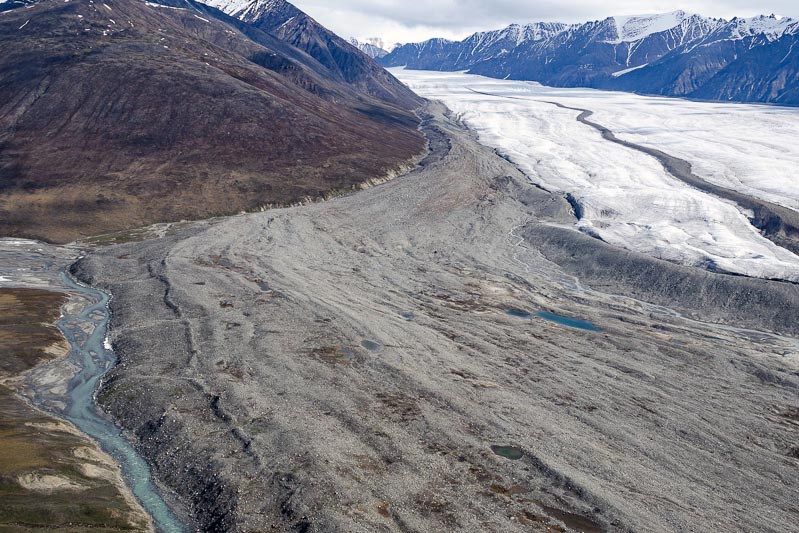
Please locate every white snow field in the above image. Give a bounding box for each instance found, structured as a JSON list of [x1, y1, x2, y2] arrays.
[[611, 10, 696, 43], [392, 69, 799, 282]]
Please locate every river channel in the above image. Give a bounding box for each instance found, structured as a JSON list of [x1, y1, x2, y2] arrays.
[[51, 270, 186, 532]]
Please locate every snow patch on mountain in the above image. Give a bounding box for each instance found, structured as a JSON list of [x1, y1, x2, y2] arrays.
[[611, 10, 694, 43], [201, 0, 280, 19], [612, 63, 649, 77]]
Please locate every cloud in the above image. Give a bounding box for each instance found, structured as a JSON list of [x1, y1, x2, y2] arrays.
[[290, 0, 799, 45]]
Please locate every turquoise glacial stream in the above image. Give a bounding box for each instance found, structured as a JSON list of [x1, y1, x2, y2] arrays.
[[51, 270, 186, 533]]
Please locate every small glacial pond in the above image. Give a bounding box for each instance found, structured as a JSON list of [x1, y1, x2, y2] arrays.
[[53, 271, 186, 532], [505, 309, 602, 332], [490, 445, 524, 460], [535, 311, 602, 332], [361, 339, 383, 352]]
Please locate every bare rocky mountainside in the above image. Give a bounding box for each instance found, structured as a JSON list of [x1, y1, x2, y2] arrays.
[[201, 0, 406, 104], [0, 0, 423, 243]]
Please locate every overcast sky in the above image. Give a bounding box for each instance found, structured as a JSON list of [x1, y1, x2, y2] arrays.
[[290, 0, 798, 48]]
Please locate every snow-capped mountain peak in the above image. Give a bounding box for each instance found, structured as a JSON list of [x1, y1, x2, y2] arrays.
[[200, 0, 292, 22], [349, 37, 389, 59], [495, 22, 570, 45], [610, 10, 696, 43], [726, 14, 798, 41], [496, 23, 531, 46]]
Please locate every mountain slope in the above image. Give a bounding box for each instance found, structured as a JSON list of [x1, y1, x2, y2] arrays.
[[601, 17, 799, 103], [380, 12, 799, 105], [200, 0, 416, 107], [0, 0, 424, 242], [692, 31, 799, 104]]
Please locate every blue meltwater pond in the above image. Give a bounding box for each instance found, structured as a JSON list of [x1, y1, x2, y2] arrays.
[[505, 309, 602, 332], [535, 311, 603, 332], [53, 271, 186, 533]]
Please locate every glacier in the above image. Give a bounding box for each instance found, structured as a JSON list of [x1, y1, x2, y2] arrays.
[[393, 69, 799, 283]]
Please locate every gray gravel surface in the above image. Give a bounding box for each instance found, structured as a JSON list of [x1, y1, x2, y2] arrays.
[[76, 103, 799, 532]]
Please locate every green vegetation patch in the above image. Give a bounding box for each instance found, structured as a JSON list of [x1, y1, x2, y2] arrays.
[[0, 289, 68, 376], [0, 290, 150, 531], [0, 387, 148, 531]]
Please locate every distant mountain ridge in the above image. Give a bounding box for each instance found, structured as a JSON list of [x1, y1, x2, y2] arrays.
[[380, 11, 799, 105], [349, 38, 389, 59]]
